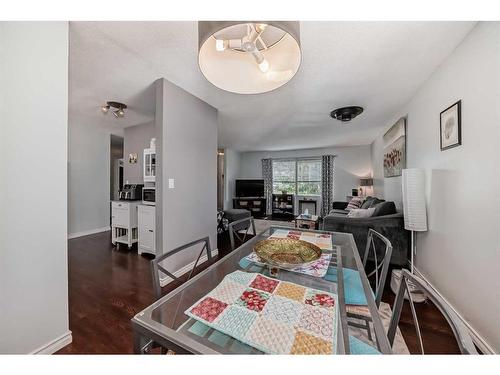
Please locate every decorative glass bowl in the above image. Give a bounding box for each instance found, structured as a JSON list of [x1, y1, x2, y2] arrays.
[[253, 238, 322, 269]]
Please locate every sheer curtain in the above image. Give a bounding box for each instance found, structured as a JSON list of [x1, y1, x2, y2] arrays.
[[321, 155, 335, 216], [262, 159, 273, 216]]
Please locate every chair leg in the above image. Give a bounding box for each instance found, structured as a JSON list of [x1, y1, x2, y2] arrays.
[[365, 319, 373, 342]]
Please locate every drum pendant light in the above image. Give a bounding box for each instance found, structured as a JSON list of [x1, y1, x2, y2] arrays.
[[198, 21, 301, 94]]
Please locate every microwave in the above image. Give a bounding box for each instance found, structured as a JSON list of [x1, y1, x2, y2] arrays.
[[142, 187, 156, 206]]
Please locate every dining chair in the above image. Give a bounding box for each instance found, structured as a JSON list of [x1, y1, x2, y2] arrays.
[[386, 269, 478, 354], [346, 228, 393, 341], [151, 236, 212, 300], [139, 237, 212, 354], [228, 216, 256, 251]]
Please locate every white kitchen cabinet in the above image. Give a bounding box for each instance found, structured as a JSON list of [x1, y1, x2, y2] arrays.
[[138, 204, 156, 255], [111, 201, 139, 249], [143, 147, 156, 183]]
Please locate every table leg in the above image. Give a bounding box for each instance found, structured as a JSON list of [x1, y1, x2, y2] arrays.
[[133, 329, 149, 354]]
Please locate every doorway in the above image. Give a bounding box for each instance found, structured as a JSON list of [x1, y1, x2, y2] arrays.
[[110, 135, 124, 224], [217, 149, 225, 211]]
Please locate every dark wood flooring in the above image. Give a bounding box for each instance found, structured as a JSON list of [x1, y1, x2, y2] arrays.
[[57, 230, 461, 354]]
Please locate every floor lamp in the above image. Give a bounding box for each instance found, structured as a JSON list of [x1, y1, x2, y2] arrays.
[[390, 168, 427, 302]]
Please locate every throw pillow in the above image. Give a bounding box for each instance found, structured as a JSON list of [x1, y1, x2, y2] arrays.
[[368, 198, 385, 208], [347, 208, 376, 218], [346, 197, 364, 211], [360, 197, 375, 209], [372, 201, 397, 217]]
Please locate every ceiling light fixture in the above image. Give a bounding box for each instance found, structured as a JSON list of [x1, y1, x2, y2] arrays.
[[100, 101, 127, 118], [330, 106, 364, 122], [198, 21, 301, 94]]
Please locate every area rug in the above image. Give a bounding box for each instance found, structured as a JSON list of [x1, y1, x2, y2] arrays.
[[349, 301, 410, 354]]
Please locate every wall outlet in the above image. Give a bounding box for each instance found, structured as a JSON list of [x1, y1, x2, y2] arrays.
[[168, 178, 175, 189]]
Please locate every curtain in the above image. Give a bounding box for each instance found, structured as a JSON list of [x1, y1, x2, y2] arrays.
[[262, 159, 273, 216], [321, 155, 335, 217]]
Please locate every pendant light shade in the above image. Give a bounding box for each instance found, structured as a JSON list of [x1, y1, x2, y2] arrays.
[[402, 169, 428, 232], [198, 21, 301, 94]]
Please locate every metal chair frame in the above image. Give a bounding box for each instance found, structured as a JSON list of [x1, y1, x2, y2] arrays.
[[144, 236, 212, 354], [151, 236, 212, 300], [228, 216, 256, 251], [347, 228, 392, 342], [387, 269, 478, 354]]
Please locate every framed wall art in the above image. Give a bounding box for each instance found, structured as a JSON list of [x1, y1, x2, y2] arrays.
[[383, 118, 406, 178], [440, 100, 462, 151]]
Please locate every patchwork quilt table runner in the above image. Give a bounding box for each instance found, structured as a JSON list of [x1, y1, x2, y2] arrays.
[[269, 229, 333, 250], [185, 270, 339, 354]]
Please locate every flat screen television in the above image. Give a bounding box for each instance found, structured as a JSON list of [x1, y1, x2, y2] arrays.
[[235, 179, 264, 198]]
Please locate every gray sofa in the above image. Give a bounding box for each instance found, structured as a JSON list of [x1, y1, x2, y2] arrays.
[[322, 197, 409, 266]]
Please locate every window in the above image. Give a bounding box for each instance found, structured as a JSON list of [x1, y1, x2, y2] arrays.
[[297, 159, 322, 195], [272, 159, 322, 195], [272, 160, 295, 194]]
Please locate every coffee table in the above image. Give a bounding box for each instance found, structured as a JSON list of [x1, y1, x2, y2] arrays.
[[295, 214, 319, 230]]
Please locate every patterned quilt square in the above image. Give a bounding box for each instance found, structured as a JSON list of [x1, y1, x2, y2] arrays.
[[300, 232, 315, 237], [287, 233, 301, 240], [290, 330, 334, 355], [236, 289, 270, 312], [208, 280, 247, 304], [190, 297, 228, 323], [216, 306, 257, 338], [226, 270, 255, 286], [245, 315, 296, 354], [297, 304, 335, 339], [249, 274, 279, 293], [262, 295, 303, 325], [304, 289, 336, 310], [274, 281, 306, 302]]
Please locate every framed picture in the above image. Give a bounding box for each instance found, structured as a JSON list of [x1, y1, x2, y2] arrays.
[[440, 100, 462, 151], [128, 153, 138, 164], [383, 118, 406, 178]]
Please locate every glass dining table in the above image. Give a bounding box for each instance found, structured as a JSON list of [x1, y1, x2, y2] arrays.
[[131, 226, 392, 354]]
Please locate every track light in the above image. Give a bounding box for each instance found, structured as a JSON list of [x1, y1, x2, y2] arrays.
[[100, 101, 127, 118], [113, 109, 125, 118]]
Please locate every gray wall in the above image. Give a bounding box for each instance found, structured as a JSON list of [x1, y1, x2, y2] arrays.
[[237, 144, 373, 201], [68, 117, 123, 236], [0, 22, 70, 353], [123, 121, 155, 184], [371, 22, 500, 353], [155, 78, 218, 272]]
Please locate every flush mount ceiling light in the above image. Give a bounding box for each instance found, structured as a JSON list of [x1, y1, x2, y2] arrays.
[[198, 21, 301, 94], [330, 106, 364, 122], [100, 101, 127, 118]]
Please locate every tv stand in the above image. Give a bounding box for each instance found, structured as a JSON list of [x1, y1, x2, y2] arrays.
[[233, 197, 266, 218]]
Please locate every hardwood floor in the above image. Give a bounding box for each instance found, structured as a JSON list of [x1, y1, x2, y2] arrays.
[[57, 230, 461, 354]]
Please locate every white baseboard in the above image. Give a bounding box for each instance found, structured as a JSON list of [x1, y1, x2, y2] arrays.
[[31, 331, 72, 354], [68, 226, 110, 239], [159, 248, 219, 287], [413, 267, 496, 354]]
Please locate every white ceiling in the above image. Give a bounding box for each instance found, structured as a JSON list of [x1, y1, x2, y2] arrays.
[[69, 21, 475, 151]]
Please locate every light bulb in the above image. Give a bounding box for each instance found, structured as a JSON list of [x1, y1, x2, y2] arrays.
[[255, 23, 267, 33], [215, 39, 226, 52], [101, 105, 109, 114], [258, 59, 269, 73], [113, 109, 125, 118]]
